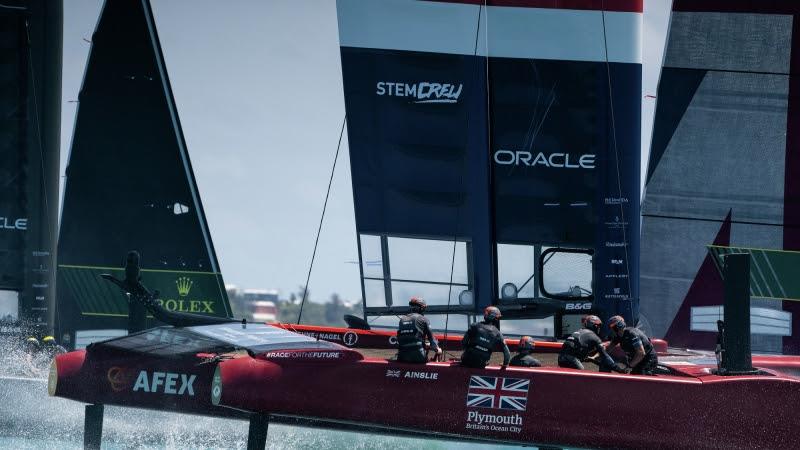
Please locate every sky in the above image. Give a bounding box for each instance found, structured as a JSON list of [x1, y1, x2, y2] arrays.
[[59, 0, 672, 304]]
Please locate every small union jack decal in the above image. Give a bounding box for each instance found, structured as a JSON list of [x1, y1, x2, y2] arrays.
[[467, 376, 529, 411]]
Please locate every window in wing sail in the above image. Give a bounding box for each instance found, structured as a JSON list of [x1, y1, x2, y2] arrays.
[[539, 248, 593, 300], [359, 234, 473, 311]]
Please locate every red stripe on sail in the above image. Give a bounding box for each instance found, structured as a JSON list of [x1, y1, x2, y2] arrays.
[[428, 0, 642, 13], [673, 1, 800, 15]]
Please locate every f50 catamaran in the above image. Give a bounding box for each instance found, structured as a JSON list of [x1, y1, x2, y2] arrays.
[[48, 0, 800, 449]]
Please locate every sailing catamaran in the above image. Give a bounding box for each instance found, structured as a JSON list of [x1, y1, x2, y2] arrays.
[[44, 0, 800, 448]]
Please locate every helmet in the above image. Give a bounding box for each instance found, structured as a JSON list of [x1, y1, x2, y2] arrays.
[[42, 336, 57, 346], [484, 306, 502, 321], [409, 296, 427, 312], [608, 315, 626, 332], [24, 337, 40, 353], [583, 315, 602, 334], [518, 336, 535, 352]]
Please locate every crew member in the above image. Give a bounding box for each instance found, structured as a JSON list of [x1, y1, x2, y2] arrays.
[[510, 336, 541, 367], [461, 306, 511, 369], [606, 315, 658, 375], [558, 315, 622, 372], [396, 297, 441, 363], [41, 336, 67, 358], [23, 337, 40, 356]]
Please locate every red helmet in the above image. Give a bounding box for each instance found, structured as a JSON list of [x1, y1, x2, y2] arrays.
[[518, 336, 535, 352], [409, 296, 427, 311], [484, 306, 502, 321], [608, 315, 626, 332], [583, 315, 602, 334]]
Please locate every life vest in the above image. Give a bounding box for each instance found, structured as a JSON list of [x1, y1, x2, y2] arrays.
[[464, 323, 495, 364], [561, 329, 595, 360], [397, 314, 425, 356]]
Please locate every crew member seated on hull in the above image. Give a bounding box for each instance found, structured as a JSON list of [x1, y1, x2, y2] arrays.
[[558, 315, 623, 372], [396, 297, 442, 363], [461, 306, 511, 369], [510, 336, 541, 367], [606, 315, 658, 375]]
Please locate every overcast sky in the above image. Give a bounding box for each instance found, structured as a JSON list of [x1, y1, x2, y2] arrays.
[[60, 0, 672, 303]]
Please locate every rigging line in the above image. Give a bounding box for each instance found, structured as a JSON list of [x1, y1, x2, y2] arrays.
[[297, 115, 347, 325], [600, 4, 633, 302], [442, 2, 486, 352], [24, 20, 58, 331]]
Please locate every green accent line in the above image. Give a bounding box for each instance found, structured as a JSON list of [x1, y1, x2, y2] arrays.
[[58, 264, 221, 275], [82, 312, 156, 318], [81, 312, 128, 317]]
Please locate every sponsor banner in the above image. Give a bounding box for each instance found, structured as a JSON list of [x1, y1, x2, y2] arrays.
[[58, 265, 229, 318], [385, 369, 439, 380], [0, 217, 28, 231], [465, 375, 529, 434], [132, 370, 196, 396], [263, 351, 342, 359]]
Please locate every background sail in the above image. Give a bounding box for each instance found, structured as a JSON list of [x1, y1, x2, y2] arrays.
[[640, 1, 800, 353], [0, 1, 61, 331], [337, 0, 641, 335], [56, 0, 229, 348]]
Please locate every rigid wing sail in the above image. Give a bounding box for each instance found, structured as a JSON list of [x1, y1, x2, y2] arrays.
[[0, 0, 61, 333], [56, 0, 232, 349], [337, 0, 642, 337], [639, 0, 800, 354]]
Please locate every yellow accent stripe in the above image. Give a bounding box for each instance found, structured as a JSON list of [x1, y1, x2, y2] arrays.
[[59, 264, 221, 275], [81, 312, 156, 318], [81, 312, 127, 317], [707, 245, 800, 255]]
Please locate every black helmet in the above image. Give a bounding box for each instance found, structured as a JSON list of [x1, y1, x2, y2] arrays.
[[484, 306, 502, 322], [583, 315, 602, 334], [409, 296, 427, 312], [24, 337, 40, 354], [608, 315, 626, 333], [518, 336, 535, 352]]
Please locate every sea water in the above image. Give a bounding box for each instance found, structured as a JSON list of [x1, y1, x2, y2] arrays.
[[0, 344, 531, 450]]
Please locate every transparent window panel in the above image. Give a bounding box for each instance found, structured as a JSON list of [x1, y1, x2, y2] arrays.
[[364, 279, 387, 308], [541, 250, 593, 298], [388, 237, 468, 284], [359, 234, 384, 279], [391, 281, 465, 307], [366, 314, 471, 334], [496, 244, 536, 300], [500, 317, 555, 338], [424, 314, 470, 333], [0, 290, 19, 321]]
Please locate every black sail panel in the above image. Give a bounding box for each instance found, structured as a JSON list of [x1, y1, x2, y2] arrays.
[[57, 0, 230, 348], [640, 1, 800, 353]]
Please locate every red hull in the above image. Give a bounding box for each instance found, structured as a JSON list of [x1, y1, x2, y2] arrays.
[[52, 345, 800, 449]]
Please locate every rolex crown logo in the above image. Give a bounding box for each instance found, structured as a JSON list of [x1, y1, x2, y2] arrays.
[[176, 277, 193, 297]]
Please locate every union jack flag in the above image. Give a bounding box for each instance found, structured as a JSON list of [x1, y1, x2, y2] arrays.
[[466, 376, 529, 411]]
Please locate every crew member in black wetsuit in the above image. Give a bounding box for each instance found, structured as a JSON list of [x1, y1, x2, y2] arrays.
[[396, 297, 441, 363], [510, 336, 541, 367], [606, 315, 658, 375], [558, 315, 622, 372], [461, 306, 511, 369]]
